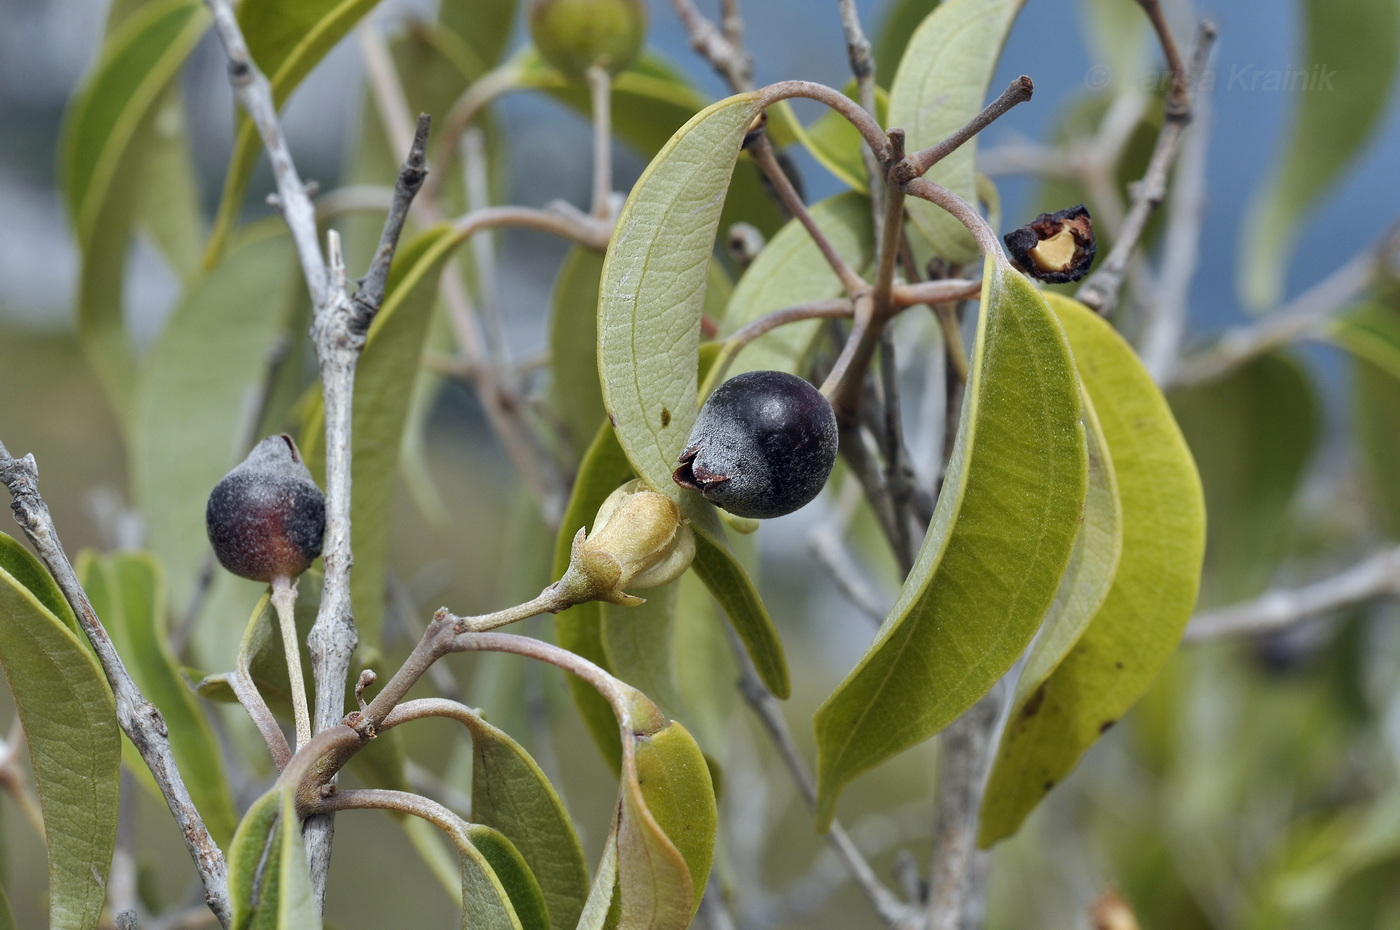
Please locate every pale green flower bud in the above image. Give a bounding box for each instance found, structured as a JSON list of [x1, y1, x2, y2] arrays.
[[559, 480, 695, 606]]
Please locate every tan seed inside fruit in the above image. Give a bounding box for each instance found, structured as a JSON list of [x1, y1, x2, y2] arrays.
[[1029, 228, 1079, 272]]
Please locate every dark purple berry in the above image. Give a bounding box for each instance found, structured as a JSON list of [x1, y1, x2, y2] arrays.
[[673, 370, 838, 519], [206, 435, 325, 583]]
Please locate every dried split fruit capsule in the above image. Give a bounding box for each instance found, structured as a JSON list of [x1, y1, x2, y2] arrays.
[[1004, 204, 1096, 283], [528, 0, 647, 79], [206, 434, 325, 583], [674, 370, 838, 519]]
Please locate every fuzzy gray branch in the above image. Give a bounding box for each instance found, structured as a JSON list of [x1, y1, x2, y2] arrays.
[[670, 0, 754, 92], [1184, 547, 1400, 641], [0, 442, 232, 928], [1076, 20, 1217, 317]]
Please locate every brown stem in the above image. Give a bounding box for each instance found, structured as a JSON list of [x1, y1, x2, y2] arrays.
[[750, 138, 867, 295], [903, 77, 1035, 178], [1076, 20, 1217, 316], [703, 298, 855, 396], [0, 441, 231, 927]]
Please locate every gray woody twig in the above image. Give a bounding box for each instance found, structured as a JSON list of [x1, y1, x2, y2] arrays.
[[1076, 19, 1218, 317], [203, 0, 432, 906], [0, 443, 232, 928], [1184, 546, 1400, 641]]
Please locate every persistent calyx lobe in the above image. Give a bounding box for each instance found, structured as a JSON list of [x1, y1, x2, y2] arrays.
[[206, 434, 326, 583], [674, 370, 838, 519]]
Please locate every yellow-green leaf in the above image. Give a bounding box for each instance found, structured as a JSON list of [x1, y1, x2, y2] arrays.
[[602, 582, 684, 716], [1239, 0, 1400, 309], [548, 247, 609, 461], [979, 294, 1205, 845], [227, 787, 317, 930], [888, 0, 1027, 263], [466, 825, 549, 930], [813, 258, 1086, 828], [0, 533, 120, 930]]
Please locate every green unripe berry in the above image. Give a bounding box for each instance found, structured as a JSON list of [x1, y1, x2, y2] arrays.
[[528, 0, 647, 79]]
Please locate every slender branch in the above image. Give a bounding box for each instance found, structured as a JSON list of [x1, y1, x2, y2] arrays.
[[0, 724, 48, 840], [1076, 20, 1217, 316], [871, 130, 908, 317], [903, 77, 1035, 178], [587, 65, 613, 219], [1136, 85, 1211, 383], [203, 0, 325, 307], [836, 0, 883, 205], [310, 786, 469, 834], [891, 278, 983, 308], [901, 178, 1002, 259], [750, 138, 867, 294], [427, 62, 522, 202], [271, 575, 311, 752], [1169, 225, 1398, 387], [808, 524, 888, 625], [703, 298, 854, 395], [723, 624, 917, 927], [1184, 547, 1400, 641], [758, 80, 890, 162], [876, 332, 916, 566], [0, 442, 231, 927], [926, 692, 1002, 930], [226, 667, 292, 772], [669, 0, 754, 92]]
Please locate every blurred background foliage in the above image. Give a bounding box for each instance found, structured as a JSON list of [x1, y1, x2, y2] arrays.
[[1, 0, 1400, 927]]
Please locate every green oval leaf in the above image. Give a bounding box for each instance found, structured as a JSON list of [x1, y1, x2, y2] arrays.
[[979, 294, 1205, 845], [440, 0, 518, 68], [465, 824, 549, 930], [227, 787, 317, 930], [598, 91, 764, 498], [1239, 0, 1400, 309], [81, 552, 239, 845], [1330, 299, 1400, 538], [0, 534, 120, 930], [463, 709, 590, 930], [813, 259, 1086, 828], [719, 191, 873, 380], [1168, 352, 1319, 608], [132, 225, 297, 611], [59, 0, 209, 420], [616, 721, 716, 928], [887, 0, 1027, 263], [206, 0, 386, 263], [602, 581, 684, 717]]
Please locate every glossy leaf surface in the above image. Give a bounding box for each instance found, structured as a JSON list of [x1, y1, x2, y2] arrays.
[[980, 295, 1205, 845], [0, 535, 120, 930], [888, 0, 1027, 263], [813, 259, 1086, 827]]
